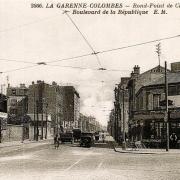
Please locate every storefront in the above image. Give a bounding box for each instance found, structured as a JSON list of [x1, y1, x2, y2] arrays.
[[130, 109, 180, 148]]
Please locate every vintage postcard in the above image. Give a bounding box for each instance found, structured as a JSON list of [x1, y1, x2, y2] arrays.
[[0, 0, 180, 179]]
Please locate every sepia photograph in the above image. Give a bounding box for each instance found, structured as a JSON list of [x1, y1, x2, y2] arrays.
[[0, 0, 180, 179]]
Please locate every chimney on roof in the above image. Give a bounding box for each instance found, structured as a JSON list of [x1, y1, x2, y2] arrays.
[[133, 65, 140, 75], [52, 81, 57, 86], [32, 81, 34, 85], [131, 71, 135, 78], [37, 80, 42, 84]]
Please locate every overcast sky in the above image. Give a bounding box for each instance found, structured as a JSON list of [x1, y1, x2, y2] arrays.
[[0, 0, 180, 126]]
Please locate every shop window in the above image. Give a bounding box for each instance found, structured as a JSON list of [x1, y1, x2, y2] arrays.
[[177, 85, 180, 95], [170, 123, 177, 128], [153, 94, 160, 110], [168, 86, 177, 96], [139, 96, 143, 110]]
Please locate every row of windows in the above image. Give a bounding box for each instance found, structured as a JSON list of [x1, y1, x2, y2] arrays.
[[136, 94, 162, 110], [168, 85, 180, 96]]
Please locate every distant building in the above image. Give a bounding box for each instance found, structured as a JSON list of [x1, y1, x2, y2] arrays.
[[6, 84, 30, 140], [3, 81, 81, 141], [7, 84, 29, 125], [79, 113, 103, 133], [114, 86, 121, 142], [28, 81, 62, 139], [107, 109, 115, 137], [113, 77, 130, 143], [0, 94, 7, 113], [0, 94, 7, 143], [61, 86, 80, 131]]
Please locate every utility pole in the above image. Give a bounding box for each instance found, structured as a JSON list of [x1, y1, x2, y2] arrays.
[[33, 90, 36, 140], [156, 43, 161, 71], [41, 100, 43, 140], [45, 103, 48, 139], [36, 100, 39, 141], [122, 87, 126, 150], [21, 116, 24, 143], [165, 61, 169, 151], [114, 87, 118, 142]]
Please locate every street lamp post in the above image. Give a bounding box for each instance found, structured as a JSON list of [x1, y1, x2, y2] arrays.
[[114, 87, 119, 142], [33, 91, 36, 140], [36, 100, 39, 141], [165, 61, 169, 151], [41, 100, 43, 140], [45, 103, 48, 139]]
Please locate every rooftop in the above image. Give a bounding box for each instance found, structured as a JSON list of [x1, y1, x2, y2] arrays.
[[146, 72, 180, 86]]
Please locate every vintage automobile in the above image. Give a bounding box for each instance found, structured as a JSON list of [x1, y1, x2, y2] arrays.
[[80, 132, 94, 148], [60, 132, 74, 144], [94, 131, 100, 141], [73, 128, 81, 142]]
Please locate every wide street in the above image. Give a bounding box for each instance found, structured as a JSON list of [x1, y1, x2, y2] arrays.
[[0, 141, 180, 180]]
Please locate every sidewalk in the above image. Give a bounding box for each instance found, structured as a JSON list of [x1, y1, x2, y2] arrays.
[[114, 147, 180, 154], [0, 138, 53, 149], [105, 136, 180, 154]]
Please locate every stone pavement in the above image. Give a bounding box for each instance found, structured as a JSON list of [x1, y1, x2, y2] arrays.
[[0, 138, 53, 148]]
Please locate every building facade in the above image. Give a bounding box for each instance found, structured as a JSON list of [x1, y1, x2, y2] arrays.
[[79, 113, 103, 133], [7, 84, 29, 125], [107, 109, 115, 137], [62, 86, 80, 131], [127, 65, 167, 141], [112, 77, 130, 143], [110, 64, 180, 148], [131, 72, 180, 148], [6, 84, 30, 140], [28, 81, 64, 139]]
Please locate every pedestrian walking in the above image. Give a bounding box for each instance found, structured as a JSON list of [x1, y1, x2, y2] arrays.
[[102, 133, 105, 143], [54, 135, 60, 149]]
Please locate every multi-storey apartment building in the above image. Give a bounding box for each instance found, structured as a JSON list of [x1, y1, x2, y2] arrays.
[[62, 86, 80, 131], [7, 84, 29, 125], [28, 81, 63, 139]]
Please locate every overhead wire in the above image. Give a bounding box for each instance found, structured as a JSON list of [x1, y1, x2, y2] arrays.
[[98, 34, 180, 54], [0, 27, 179, 73], [63, 11, 102, 67], [45, 53, 92, 63], [1, 65, 39, 74], [0, 33, 179, 67], [46, 34, 180, 64], [0, 58, 35, 64], [0, 8, 179, 67], [47, 64, 130, 72], [0, 59, 131, 73]]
